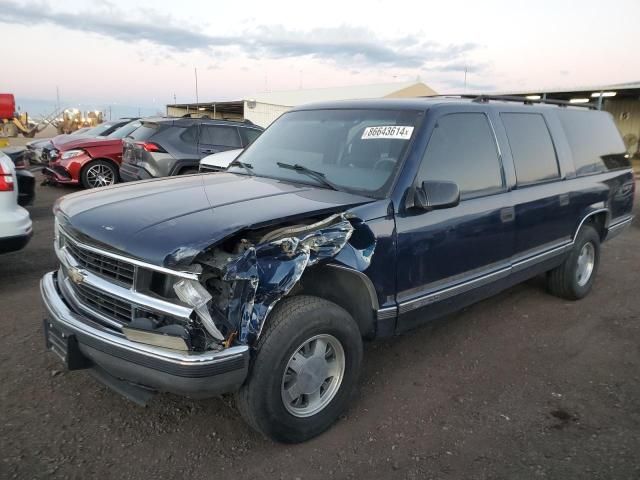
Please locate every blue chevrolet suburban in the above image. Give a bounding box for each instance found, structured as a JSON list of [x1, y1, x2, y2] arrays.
[[41, 97, 635, 442]]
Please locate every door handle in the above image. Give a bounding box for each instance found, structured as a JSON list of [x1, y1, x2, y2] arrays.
[[500, 207, 515, 223], [559, 193, 570, 206]]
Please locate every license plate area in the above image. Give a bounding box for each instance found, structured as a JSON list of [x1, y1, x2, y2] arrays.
[[44, 320, 90, 370]]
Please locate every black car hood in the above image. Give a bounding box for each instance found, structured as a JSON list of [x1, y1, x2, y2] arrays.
[[56, 173, 375, 269]]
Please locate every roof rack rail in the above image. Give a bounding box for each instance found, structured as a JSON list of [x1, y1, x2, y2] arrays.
[[462, 94, 597, 110]]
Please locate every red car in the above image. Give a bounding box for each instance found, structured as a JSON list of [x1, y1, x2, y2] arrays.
[[43, 119, 141, 189]]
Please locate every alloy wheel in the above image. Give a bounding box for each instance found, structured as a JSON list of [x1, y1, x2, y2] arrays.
[[85, 164, 115, 188], [281, 334, 346, 418]]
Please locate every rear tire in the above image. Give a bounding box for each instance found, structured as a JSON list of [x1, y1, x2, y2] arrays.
[[236, 295, 363, 443], [80, 160, 118, 189], [547, 224, 600, 300]]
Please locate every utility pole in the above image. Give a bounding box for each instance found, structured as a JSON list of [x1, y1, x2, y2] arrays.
[[464, 65, 468, 92], [194, 67, 199, 111]]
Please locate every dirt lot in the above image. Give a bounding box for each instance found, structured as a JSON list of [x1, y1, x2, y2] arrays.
[[1, 174, 639, 479]]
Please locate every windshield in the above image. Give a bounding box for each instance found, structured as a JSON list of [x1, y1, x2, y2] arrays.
[[83, 122, 117, 137], [229, 108, 423, 198], [106, 120, 142, 139]]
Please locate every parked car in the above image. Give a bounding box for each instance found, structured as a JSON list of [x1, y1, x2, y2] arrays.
[[39, 118, 139, 165], [0, 151, 32, 254], [199, 148, 243, 173], [41, 97, 634, 443], [42, 119, 141, 189], [0, 146, 35, 206], [25, 127, 93, 164], [119, 118, 263, 181]]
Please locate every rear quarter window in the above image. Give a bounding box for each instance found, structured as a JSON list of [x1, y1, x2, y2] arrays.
[[240, 128, 262, 146], [180, 125, 198, 144], [557, 110, 629, 176], [501, 113, 559, 185], [128, 123, 160, 141]]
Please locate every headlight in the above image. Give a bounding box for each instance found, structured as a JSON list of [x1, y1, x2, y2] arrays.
[[174, 279, 225, 341], [49, 149, 59, 159], [61, 149, 85, 160]]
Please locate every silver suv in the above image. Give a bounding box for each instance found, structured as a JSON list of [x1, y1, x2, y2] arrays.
[[119, 117, 263, 181]]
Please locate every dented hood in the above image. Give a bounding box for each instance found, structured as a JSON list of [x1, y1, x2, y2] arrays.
[[56, 173, 374, 268], [54, 136, 121, 151]]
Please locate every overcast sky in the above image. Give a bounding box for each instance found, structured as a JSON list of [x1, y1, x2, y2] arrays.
[[2, 0, 639, 110]]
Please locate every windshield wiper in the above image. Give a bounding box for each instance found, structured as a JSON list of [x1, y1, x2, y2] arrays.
[[276, 162, 340, 191], [228, 160, 254, 176]]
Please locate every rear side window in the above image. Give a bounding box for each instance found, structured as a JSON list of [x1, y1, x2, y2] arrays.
[[128, 123, 159, 141], [557, 110, 629, 176], [501, 113, 559, 185], [240, 128, 262, 147], [200, 125, 242, 147], [180, 126, 198, 144], [418, 113, 503, 199]]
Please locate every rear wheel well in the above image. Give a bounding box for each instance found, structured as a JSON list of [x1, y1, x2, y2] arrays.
[[581, 211, 607, 241], [176, 163, 199, 175], [291, 264, 378, 339]]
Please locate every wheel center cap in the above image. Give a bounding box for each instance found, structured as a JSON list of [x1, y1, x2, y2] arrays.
[[297, 357, 329, 394]]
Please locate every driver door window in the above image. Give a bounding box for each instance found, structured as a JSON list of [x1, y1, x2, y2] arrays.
[[417, 113, 504, 199]]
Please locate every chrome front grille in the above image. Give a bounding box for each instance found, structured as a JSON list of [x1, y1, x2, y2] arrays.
[[73, 282, 133, 324], [63, 234, 135, 287], [56, 223, 195, 331]]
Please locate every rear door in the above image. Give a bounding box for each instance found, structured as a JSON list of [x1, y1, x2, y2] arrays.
[[197, 125, 242, 157], [494, 110, 575, 268]]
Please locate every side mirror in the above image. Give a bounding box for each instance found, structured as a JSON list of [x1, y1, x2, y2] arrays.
[[406, 181, 460, 211]]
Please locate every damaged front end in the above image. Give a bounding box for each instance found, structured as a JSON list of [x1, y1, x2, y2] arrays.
[[155, 213, 377, 350]]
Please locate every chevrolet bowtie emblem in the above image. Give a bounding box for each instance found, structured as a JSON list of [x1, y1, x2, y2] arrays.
[[67, 267, 86, 285]]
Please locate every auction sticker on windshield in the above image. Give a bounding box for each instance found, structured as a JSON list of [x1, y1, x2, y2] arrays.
[[361, 125, 414, 140]]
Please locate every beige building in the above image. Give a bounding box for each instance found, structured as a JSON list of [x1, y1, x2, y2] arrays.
[[166, 80, 437, 127]]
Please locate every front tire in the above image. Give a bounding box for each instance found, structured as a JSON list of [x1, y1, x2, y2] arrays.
[[236, 295, 363, 443], [547, 224, 600, 300], [81, 160, 118, 189]]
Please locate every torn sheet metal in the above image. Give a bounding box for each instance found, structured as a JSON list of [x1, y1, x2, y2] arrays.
[[221, 214, 376, 345]]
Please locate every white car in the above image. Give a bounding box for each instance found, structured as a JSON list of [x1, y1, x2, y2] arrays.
[[199, 148, 243, 173], [0, 152, 32, 254]]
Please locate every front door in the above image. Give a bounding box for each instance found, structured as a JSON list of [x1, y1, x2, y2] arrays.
[[395, 111, 515, 332]]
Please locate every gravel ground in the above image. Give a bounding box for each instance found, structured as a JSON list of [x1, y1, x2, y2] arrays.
[[1, 176, 638, 480]]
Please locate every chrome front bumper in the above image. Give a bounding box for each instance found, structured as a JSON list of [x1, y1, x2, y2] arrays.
[[41, 271, 250, 399]]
